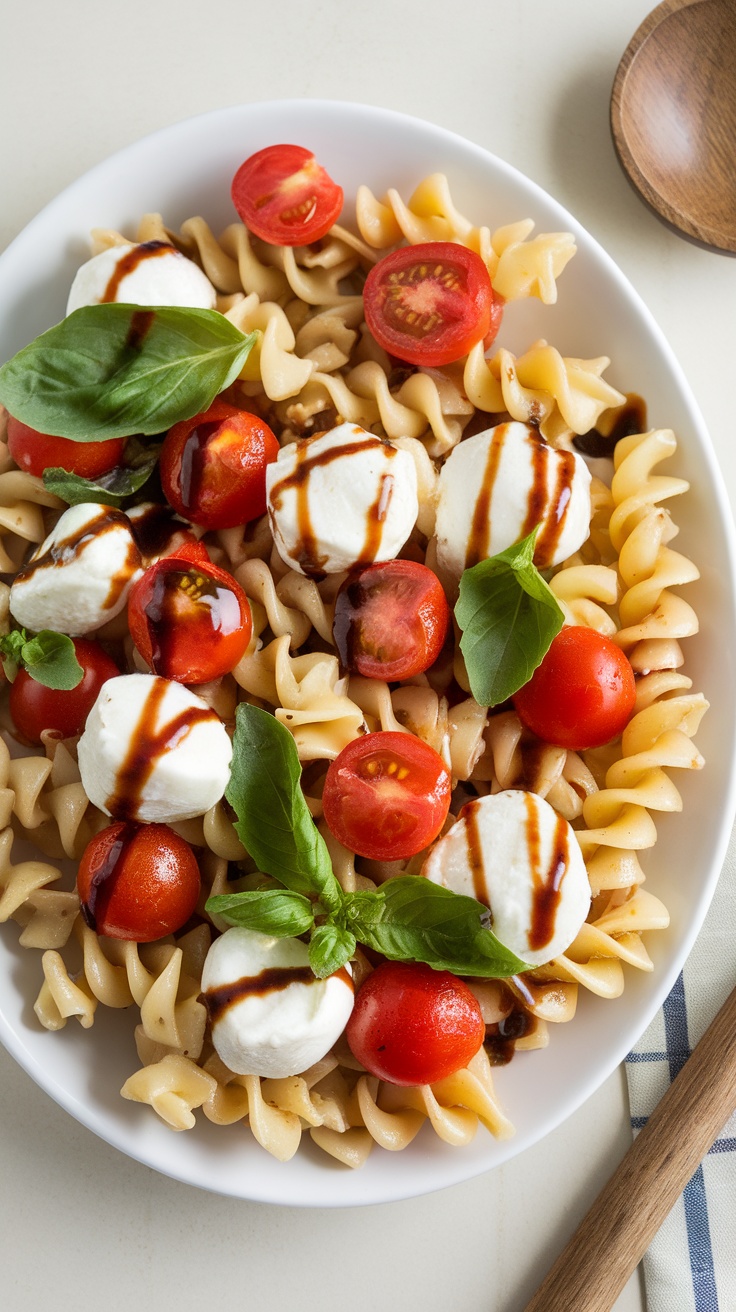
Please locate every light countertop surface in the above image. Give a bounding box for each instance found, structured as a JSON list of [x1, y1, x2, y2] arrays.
[[0, 3, 734, 1310]]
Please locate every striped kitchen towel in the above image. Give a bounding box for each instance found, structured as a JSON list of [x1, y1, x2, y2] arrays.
[[625, 827, 736, 1312]]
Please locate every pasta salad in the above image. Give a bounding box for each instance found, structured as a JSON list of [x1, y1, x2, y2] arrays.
[[0, 144, 707, 1169]]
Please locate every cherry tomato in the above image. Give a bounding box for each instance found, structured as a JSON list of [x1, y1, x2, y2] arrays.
[[231, 144, 343, 246], [322, 731, 451, 861], [128, 554, 252, 683], [333, 560, 450, 680], [6, 415, 125, 479], [513, 626, 637, 750], [160, 400, 279, 530], [346, 960, 485, 1086], [9, 638, 119, 744], [77, 820, 201, 941], [363, 241, 499, 368]]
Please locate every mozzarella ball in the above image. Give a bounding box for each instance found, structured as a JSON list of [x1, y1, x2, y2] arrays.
[[434, 422, 592, 582], [78, 673, 232, 823], [66, 241, 217, 314], [202, 927, 355, 1079], [10, 502, 142, 635], [266, 422, 419, 575], [422, 790, 590, 966]]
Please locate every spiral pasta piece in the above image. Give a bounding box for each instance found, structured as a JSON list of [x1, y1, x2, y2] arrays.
[[463, 341, 626, 446]]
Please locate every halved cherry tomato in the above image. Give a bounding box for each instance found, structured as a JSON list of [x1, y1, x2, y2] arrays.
[[346, 960, 485, 1086], [231, 144, 343, 246], [513, 625, 637, 750], [160, 399, 279, 530], [363, 241, 499, 368], [9, 638, 119, 744], [6, 416, 125, 479], [333, 560, 450, 680], [322, 731, 451, 861], [77, 820, 200, 941], [128, 554, 252, 684]]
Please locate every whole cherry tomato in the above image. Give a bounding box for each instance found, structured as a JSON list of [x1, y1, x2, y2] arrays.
[[9, 638, 119, 743], [321, 731, 451, 861], [160, 400, 279, 530], [127, 553, 252, 683], [77, 820, 201, 941], [363, 241, 501, 368], [513, 625, 637, 750], [231, 144, 343, 246], [346, 960, 485, 1086], [333, 559, 450, 680], [6, 416, 125, 479]]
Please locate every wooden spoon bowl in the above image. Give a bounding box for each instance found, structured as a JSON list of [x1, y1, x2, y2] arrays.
[[611, 0, 736, 254]]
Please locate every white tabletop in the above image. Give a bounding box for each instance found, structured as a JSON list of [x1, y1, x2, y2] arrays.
[[1, 3, 734, 1309]]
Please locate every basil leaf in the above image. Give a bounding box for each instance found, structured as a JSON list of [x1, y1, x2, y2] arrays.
[[351, 877, 530, 978], [206, 889, 315, 938], [308, 924, 356, 980], [226, 703, 342, 913], [17, 630, 84, 690], [0, 629, 27, 676], [455, 527, 564, 707], [0, 304, 257, 440], [43, 451, 160, 508]]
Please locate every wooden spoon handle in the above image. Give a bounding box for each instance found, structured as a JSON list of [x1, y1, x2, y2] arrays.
[[523, 982, 736, 1312]]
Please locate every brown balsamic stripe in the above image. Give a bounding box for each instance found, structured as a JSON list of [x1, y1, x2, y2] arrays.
[[105, 678, 215, 820], [573, 393, 648, 459], [205, 963, 353, 1024], [526, 802, 570, 952], [80, 822, 138, 933], [17, 506, 129, 583], [358, 472, 395, 566], [465, 425, 507, 570], [270, 433, 397, 577], [533, 446, 576, 567], [101, 240, 176, 303], [462, 800, 489, 906]]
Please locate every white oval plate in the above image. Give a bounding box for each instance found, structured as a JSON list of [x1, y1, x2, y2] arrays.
[[1, 101, 735, 1207]]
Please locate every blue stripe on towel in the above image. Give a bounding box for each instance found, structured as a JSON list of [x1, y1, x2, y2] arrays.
[[663, 975, 719, 1311]]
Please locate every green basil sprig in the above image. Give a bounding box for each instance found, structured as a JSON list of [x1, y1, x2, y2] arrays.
[[455, 527, 565, 708], [0, 304, 257, 441], [206, 704, 531, 980], [0, 628, 83, 690], [43, 447, 160, 508]]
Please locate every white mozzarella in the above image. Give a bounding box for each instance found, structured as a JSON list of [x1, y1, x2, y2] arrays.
[[266, 422, 419, 575], [77, 673, 232, 823], [202, 927, 355, 1079], [66, 241, 217, 314], [434, 422, 592, 583], [422, 790, 590, 966], [10, 502, 142, 636]]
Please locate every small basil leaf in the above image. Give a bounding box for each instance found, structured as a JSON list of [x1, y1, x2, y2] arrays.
[[226, 703, 342, 913], [206, 889, 315, 937], [308, 924, 356, 980], [19, 630, 84, 690], [455, 527, 564, 708], [351, 877, 530, 978], [342, 889, 386, 929], [0, 304, 257, 440], [43, 451, 160, 508], [0, 629, 28, 675]]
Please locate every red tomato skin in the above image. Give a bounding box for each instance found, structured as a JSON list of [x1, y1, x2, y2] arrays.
[[231, 144, 343, 246], [160, 400, 279, 530], [322, 731, 451, 861], [6, 416, 125, 479], [333, 560, 450, 680], [127, 554, 252, 683], [9, 639, 119, 744], [363, 241, 495, 368], [346, 961, 485, 1086], [77, 821, 201, 942], [513, 626, 637, 750]]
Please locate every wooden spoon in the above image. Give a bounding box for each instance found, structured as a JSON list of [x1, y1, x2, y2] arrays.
[[611, 0, 736, 253], [523, 981, 736, 1311]]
